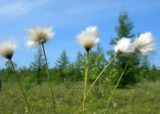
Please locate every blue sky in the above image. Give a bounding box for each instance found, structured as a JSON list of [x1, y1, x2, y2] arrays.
[[0, 0, 160, 68]]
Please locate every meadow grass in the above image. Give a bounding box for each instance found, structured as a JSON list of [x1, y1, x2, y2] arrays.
[[0, 81, 160, 114]]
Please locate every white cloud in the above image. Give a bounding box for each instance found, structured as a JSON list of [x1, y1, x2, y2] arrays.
[[0, 0, 50, 17]]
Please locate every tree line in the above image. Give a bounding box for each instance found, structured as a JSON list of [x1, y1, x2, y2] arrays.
[[0, 12, 160, 90]]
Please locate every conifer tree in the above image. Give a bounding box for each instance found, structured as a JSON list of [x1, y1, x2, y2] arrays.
[[56, 50, 70, 81], [30, 46, 46, 84], [74, 51, 85, 81], [109, 12, 140, 86]]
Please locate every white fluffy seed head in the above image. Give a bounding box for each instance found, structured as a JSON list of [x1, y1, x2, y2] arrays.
[[0, 40, 16, 59], [133, 32, 156, 55], [114, 38, 133, 54], [27, 26, 55, 47], [77, 26, 100, 51]]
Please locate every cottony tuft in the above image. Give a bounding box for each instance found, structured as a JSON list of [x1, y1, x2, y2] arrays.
[[27, 26, 55, 47], [0, 40, 16, 59], [77, 26, 100, 51]]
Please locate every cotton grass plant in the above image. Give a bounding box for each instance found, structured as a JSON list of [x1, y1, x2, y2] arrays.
[[114, 37, 134, 54], [77, 37, 132, 113], [104, 32, 156, 113], [0, 40, 33, 114], [27, 26, 54, 47], [27, 26, 56, 113], [77, 32, 156, 114], [77, 26, 99, 113], [133, 32, 156, 55]]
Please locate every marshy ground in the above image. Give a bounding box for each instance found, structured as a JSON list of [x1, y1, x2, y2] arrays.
[[0, 81, 160, 114]]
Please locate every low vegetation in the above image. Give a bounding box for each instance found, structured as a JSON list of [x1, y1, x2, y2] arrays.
[[0, 81, 160, 114]]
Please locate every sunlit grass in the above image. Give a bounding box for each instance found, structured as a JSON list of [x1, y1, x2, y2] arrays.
[[1, 81, 160, 114]]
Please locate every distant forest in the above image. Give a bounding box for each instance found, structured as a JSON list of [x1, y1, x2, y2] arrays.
[[0, 12, 160, 90]]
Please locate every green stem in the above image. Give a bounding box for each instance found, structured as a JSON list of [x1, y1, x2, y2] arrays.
[[77, 54, 117, 114], [104, 63, 128, 114], [41, 44, 56, 114], [9, 59, 33, 114], [83, 50, 89, 113]]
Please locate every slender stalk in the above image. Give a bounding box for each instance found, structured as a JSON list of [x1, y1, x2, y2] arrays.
[[9, 59, 33, 114], [77, 54, 117, 114], [104, 63, 128, 114], [41, 44, 56, 114], [82, 50, 90, 113]]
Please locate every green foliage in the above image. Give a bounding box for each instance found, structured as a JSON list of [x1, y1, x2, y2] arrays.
[[89, 45, 107, 81], [109, 12, 141, 87], [2, 61, 17, 82], [150, 65, 160, 81], [75, 51, 85, 68], [139, 55, 151, 80], [89, 45, 107, 97], [0, 77, 2, 91], [111, 11, 134, 45], [56, 50, 70, 82], [1, 81, 160, 114], [73, 51, 85, 81], [30, 46, 46, 84]]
